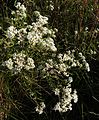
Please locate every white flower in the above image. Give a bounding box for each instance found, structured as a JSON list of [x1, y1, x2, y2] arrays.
[[27, 25, 33, 31], [16, 2, 26, 12], [90, 49, 96, 55], [4, 52, 35, 73], [75, 31, 78, 35], [54, 102, 62, 112], [68, 77, 73, 83], [34, 11, 40, 17], [25, 58, 35, 70], [11, 11, 15, 15], [27, 32, 33, 40], [71, 62, 77, 67], [15, 2, 26, 18], [63, 54, 71, 61], [53, 83, 78, 112], [63, 72, 69, 77], [85, 62, 90, 72], [7, 26, 17, 39], [20, 5, 26, 12], [85, 27, 88, 31], [5, 58, 13, 70], [72, 90, 78, 103], [45, 63, 53, 70], [49, 4, 54, 11], [79, 52, 85, 60], [48, 59, 53, 65], [36, 102, 45, 114], [79, 52, 83, 57], [57, 54, 63, 61], [12, 52, 26, 73], [50, 45, 57, 52], [38, 15, 48, 25], [78, 52, 90, 71], [15, 2, 21, 8], [54, 88, 60, 96], [59, 63, 67, 72]]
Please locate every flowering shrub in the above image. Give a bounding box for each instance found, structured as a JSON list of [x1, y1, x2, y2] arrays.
[[0, 1, 98, 119], [2, 52, 35, 74]]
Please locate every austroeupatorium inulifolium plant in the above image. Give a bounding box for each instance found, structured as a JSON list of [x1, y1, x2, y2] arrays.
[[0, 2, 92, 117]]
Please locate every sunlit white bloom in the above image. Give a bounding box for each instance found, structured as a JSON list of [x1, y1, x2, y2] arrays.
[[25, 58, 35, 70], [38, 15, 48, 25], [13, 52, 35, 72], [54, 88, 60, 96], [90, 49, 96, 55], [63, 54, 71, 61], [7, 26, 17, 39], [54, 102, 62, 112], [68, 77, 73, 83], [15, 2, 26, 18], [13, 52, 26, 60], [27, 25, 33, 31], [36, 102, 45, 114], [20, 4, 26, 12], [58, 54, 63, 58], [34, 11, 40, 17], [27, 32, 33, 40], [71, 62, 77, 67], [49, 4, 54, 11], [50, 45, 57, 51], [11, 11, 15, 15], [85, 62, 90, 72], [16, 2, 26, 12], [54, 84, 78, 112], [13, 52, 26, 73], [75, 31, 78, 35], [41, 27, 49, 34], [48, 59, 53, 65], [5, 58, 13, 70], [59, 63, 67, 72], [63, 72, 69, 77], [72, 90, 78, 103], [15, 2, 21, 8], [85, 27, 88, 31], [25, 11, 57, 52], [79, 52, 90, 71], [3, 51, 35, 74], [96, 28, 99, 32], [45, 63, 53, 70]]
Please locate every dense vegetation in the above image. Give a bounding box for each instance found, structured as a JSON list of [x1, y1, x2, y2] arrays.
[[0, 0, 99, 120]]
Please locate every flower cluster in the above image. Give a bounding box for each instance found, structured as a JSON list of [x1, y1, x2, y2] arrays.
[[43, 50, 86, 77], [6, 26, 17, 39], [79, 52, 90, 72], [54, 77, 78, 112], [26, 11, 57, 51], [3, 52, 35, 74], [4, 58, 13, 70], [35, 102, 46, 114], [11, 2, 27, 19], [1, 2, 92, 115], [8, 2, 57, 52], [57, 51, 81, 76], [43, 50, 90, 79], [42, 51, 90, 113]]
